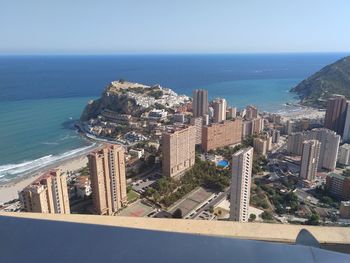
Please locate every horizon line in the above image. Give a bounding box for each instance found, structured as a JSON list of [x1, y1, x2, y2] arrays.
[[0, 51, 349, 57]]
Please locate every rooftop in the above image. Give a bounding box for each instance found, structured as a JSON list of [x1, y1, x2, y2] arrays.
[[23, 170, 60, 190], [328, 173, 347, 180]]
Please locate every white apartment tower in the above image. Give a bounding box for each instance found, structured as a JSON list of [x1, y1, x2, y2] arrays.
[[300, 140, 321, 181], [213, 98, 227, 123], [338, 143, 350, 166], [230, 147, 253, 222], [190, 116, 203, 145]]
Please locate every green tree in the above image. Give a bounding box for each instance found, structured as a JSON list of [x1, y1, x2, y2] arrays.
[[249, 213, 257, 222], [209, 206, 214, 213], [172, 208, 183, 218], [343, 169, 350, 177], [261, 211, 273, 221], [306, 213, 320, 225]]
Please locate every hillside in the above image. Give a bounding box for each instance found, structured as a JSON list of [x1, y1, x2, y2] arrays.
[[291, 56, 350, 108], [80, 80, 189, 121]]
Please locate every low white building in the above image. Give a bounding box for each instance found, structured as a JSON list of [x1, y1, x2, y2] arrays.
[[75, 177, 92, 199], [129, 148, 145, 159], [148, 109, 168, 120]]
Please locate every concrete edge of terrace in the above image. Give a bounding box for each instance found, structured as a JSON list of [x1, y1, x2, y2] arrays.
[[1, 212, 350, 245]]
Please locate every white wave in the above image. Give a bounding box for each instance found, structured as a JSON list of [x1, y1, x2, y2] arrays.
[[41, 142, 59, 145], [0, 143, 97, 181], [60, 134, 78, 141]]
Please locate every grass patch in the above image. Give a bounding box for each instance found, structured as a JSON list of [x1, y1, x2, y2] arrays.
[[127, 190, 140, 203]]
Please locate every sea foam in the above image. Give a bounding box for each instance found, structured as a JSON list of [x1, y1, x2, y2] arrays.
[[0, 143, 96, 182]]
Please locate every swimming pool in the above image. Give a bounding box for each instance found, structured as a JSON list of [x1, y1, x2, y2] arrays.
[[217, 160, 229, 167]]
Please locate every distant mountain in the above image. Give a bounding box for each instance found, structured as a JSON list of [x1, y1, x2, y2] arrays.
[[291, 56, 350, 108]]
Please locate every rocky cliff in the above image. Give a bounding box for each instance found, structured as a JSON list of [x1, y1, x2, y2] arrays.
[[291, 56, 350, 107], [80, 81, 148, 121]]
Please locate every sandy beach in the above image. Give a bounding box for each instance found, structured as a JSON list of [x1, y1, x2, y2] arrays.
[[0, 155, 88, 204], [277, 105, 325, 120]]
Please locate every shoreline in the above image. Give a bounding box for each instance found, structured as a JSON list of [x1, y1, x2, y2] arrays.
[[0, 145, 99, 204], [0, 100, 323, 205]]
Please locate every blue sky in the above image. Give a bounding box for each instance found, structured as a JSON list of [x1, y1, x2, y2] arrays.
[[1, 0, 350, 54]]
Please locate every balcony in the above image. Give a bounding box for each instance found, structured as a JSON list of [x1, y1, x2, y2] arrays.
[[0, 212, 349, 262]]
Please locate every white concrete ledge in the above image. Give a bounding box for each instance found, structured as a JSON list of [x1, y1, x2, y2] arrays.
[[1, 212, 350, 245]]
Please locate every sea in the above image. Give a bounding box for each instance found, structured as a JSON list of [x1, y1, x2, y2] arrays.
[[0, 53, 348, 182]]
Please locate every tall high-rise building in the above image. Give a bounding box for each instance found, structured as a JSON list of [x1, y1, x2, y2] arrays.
[[190, 116, 203, 145], [227, 107, 237, 119], [285, 120, 294, 135], [252, 117, 264, 134], [202, 119, 242, 151], [300, 140, 321, 181], [324, 95, 348, 136], [270, 129, 280, 144], [20, 170, 70, 214], [264, 134, 273, 151], [230, 147, 253, 222], [271, 114, 282, 125], [246, 105, 258, 120], [286, 132, 305, 155], [208, 107, 214, 119], [241, 118, 263, 139], [287, 128, 340, 171], [342, 102, 350, 141], [240, 109, 247, 119], [192, 89, 208, 118], [162, 126, 196, 178], [338, 143, 350, 166], [253, 138, 267, 156], [88, 144, 127, 215], [242, 120, 253, 139], [213, 98, 227, 123]]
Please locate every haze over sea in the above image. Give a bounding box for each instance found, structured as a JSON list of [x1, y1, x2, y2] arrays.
[[0, 53, 347, 182]]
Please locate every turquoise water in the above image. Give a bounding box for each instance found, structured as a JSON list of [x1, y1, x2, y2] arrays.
[[0, 78, 298, 181], [202, 78, 299, 112], [0, 97, 94, 181], [217, 160, 229, 167]]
